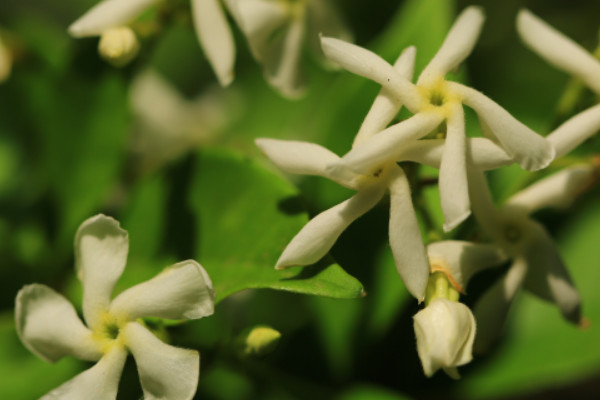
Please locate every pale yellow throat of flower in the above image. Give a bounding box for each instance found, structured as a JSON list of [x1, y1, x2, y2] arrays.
[[417, 78, 462, 119], [92, 311, 128, 353]]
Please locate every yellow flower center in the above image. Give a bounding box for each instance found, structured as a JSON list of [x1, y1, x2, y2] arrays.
[[418, 78, 461, 118]]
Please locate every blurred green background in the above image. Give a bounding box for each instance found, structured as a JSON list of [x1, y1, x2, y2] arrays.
[[1, 0, 600, 399]]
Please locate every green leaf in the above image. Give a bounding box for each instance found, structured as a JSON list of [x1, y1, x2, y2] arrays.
[[458, 198, 600, 398], [188, 148, 365, 303]]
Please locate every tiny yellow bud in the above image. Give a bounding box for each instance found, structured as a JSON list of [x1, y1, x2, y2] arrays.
[[98, 27, 140, 67], [242, 326, 281, 356]]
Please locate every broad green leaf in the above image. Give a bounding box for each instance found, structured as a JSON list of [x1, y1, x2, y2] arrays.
[[188, 148, 365, 302], [458, 198, 600, 399]]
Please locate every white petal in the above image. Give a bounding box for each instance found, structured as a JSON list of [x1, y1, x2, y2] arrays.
[[506, 165, 595, 214], [418, 6, 485, 83], [413, 298, 476, 378], [439, 106, 470, 231], [275, 185, 385, 269], [467, 168, 504, 239], [329, 112, 444, 176], [320, 36, 422, 112], [123, 322, 199, 400], [452, 82, 555, 171], [473, 257, 527, 354], [110, 260, 215, 321], [523, 222, 581, 324], [517, 9, 600, 95], [15, 284, 103, 363], [427, 241, 508, 292], [41, 346, 127, 400], [191, 0, 236, 86], [353, 46, 417, 147], [75, 214, 129, 329], [548, 104, 600, 158], [68, 0, 159, 37], [387, 165, 428, 300]]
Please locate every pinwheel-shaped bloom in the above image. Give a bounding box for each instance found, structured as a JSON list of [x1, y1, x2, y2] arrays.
[[468, 165, 597, 352], [0, 34, 11, 83], [518, 9, 600, 158], [15, 214, 215, 399], [321, 6, 555, 232], [414, 240, 506, 378], [69, 0, 235, 85], [226, 0, 351, 98]]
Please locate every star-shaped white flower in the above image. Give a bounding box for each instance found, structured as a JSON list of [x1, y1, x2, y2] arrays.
[[468, 165, 597, 352], [517, 9, 600, 158], [15, 214, 215, 400], [320, 6, 555, 232], [69, 0, 235, 85], [225, 0, 351, 98]]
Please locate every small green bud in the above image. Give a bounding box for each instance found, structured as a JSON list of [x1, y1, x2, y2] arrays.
[[240, 325, 281, 357]]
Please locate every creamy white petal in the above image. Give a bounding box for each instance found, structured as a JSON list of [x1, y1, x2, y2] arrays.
[[330, 112, 443, 176], [427, 241, 508, 292], [320, 36, 422, 111], [123, 322, 199, 400], [418, 6, 485, 83], [523, 222, 581, 324], [549, 104, 600, 158], [506, 165, 595, 214], [110, 260, 215, 321], [191, 0, 236, 86], [275, 185, 385, 269], [75, 214, 129, 329], [68, 0, 159, 37], [41, 346, 127, 400], [439, 106, 470, 232], [397, 138, 513, 170], [473, 257, 527, 354], [15, 284, 103, 363], [306, 0, 352, 61], [353, 46, 417, 147], [517, 9, 600, 95], [452, 82, 555, 171], [467, 168, 504, 239], [413, 298, 476, 378], [387, 165, 428, 300]]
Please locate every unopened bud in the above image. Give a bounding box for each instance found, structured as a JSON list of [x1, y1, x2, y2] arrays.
[[240, 325, 281, 356], [98, 27, 140, 67], [0, 36, 12, 83]]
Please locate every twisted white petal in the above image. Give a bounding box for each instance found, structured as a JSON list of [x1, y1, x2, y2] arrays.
[[548, 104, 600, 158]]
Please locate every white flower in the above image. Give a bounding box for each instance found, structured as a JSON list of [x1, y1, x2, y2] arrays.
[[320, 6, 555, 232], [15, 214, 216, 400], [0, 34, 12, 83], [225, 0, 351, 98], [468, 165, 596, 352], [69, 0, 235, 85], [414, 298, 476, 379], [517, 9, 600, 158]]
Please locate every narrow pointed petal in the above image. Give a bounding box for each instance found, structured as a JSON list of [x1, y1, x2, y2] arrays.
[[418, 6, 485, 83], [123, 322, 199, 400], [506, 165, 595, 214], [388, 166, 428, 300], [191, 0, 236, 86], [275, 185, 385, 269], [68, 0, 159, 37], [452, 82, 555, 171], [41, 346, 127, 400], [15, 284, 103, 363], [330, 112, 443, 176], [549, 104, 600, 158], [427, 241, 508, 292], [439, 106, 470, 232], [353, 46, 417, 147], [473, 257, 528, 354], [75, 214, 129, 329], [110, 260, 215, 321], [523, 222, 581, 324], [467, 168, 504, 239], [320, 37, 422, 111], [517, 9, 600, 95]]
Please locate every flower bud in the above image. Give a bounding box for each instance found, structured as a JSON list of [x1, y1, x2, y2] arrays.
[[413, 298, 476, 379], [0, 35, 12, 83], [240, 325, 281, 356], [98, 27, 140, 67]]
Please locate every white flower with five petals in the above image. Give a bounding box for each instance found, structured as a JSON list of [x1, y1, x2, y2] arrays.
[[69, 0, 236, 85], [15, 214, 215, 400], [321, 6, 555, 232]]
